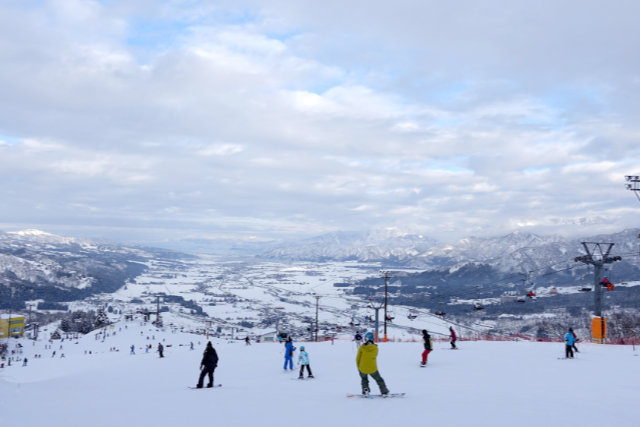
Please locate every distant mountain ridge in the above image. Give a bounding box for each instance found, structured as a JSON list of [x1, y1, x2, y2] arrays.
[[0, 229, 189, 309], [260, 228, 640, 274], [260, 229, 440, 262]]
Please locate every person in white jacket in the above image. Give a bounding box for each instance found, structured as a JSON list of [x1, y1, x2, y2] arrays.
[[298, 346, 314, 379]]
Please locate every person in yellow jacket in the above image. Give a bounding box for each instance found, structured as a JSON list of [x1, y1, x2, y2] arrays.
[[356, 332, 389, 396]]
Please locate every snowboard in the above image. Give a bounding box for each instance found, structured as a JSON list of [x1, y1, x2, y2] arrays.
[[346, 392, 405, 399], [189, 384, 222, 389]]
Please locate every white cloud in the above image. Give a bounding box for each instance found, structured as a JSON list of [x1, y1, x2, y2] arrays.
[[1, 0, 639, 244], [196, 143, 244, 156]]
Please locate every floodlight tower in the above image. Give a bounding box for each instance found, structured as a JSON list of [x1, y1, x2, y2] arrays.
[[625, 175, 640, 202], [623, 175, 640, 255]]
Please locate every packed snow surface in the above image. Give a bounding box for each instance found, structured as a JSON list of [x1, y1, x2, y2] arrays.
[[1, 320, 639, 427]]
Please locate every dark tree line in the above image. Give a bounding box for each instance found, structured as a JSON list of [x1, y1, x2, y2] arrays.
[[58, 308, 109, 334]]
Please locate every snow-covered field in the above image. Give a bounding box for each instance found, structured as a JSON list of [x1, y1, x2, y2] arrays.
[[99, 257, 460, 339], [1, 318, 639, 427]]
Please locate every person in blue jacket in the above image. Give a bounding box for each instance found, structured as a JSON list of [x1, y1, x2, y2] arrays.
[[298, 346, 314, 379], [564, 329, 576, 358], [284, 337, 296, 370]]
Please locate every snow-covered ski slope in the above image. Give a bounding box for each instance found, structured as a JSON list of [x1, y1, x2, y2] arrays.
[[1, 319, 638, 427]]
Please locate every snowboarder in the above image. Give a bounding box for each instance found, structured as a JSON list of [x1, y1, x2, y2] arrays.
[[157, 343, 164, 358], [569, 328, 579, 353], [564, 329, 576, 358], [130, 345, 135, 355], [421, 330, 433, 366], [354, 332, 363, 348], [245, 336, 251, 346], [284, 337, 296, 370], [449, 327, 457, 349], [356, 332, 389, 396], [197, 341, 219, 388], [298, 346, 314, 379]]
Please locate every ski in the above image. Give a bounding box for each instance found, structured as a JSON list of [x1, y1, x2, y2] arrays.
[[189, 384, 222, 389], [292, 377, 315, 380], [346, 392, 405, 399]]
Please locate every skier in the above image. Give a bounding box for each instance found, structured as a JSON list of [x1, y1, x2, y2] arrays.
[[564, 329, 576, 359], [569, 328, 579, 353], [245, 336, 251, 346], [449, 326, 457, 349], [354, 332, 363, 348], [196, 341, 219, 388], [157, 343, 164, 358], [130, 345, 135, 355], [298, 346, 314, 379], [421, 330, 433, 366], [283, 337, 296, 371], [356, 332, 389, 396]]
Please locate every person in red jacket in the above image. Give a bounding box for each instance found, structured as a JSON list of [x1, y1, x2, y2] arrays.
[[421, 330, 432, 366], [449, 326, 457, 349], [601, 277, 614, 291]]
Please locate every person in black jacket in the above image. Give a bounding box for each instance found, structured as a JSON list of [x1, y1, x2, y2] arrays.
[[197, 341, 219, 388]]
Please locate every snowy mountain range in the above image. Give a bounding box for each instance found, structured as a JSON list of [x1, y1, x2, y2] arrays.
[[261, 228, 640, 273], [260, 229, 440, 263], [0, 229, 190, 309], [3, 227, 640, 335]]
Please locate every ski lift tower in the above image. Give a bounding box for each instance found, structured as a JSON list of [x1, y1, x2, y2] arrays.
[[380, 271, 392, 342], [367, 296, 384, 343], [314, 294, 321, 342], [574, 242, 621, 343], [153, 294, 163, 328]]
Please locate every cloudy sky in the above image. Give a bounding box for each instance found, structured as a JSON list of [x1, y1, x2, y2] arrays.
[[1, 0, 640, 246]]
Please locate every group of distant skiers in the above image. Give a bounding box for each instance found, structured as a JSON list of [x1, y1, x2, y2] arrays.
[[189, 323, 579, 395], [129, 343, 164, 357]]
